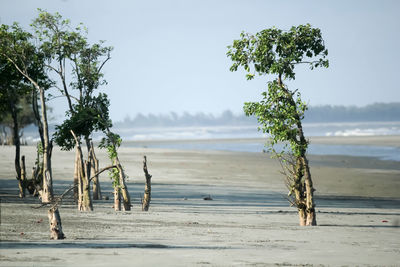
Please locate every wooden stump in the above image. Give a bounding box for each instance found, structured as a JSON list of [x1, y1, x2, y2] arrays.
[[90, 143, 102, 200], [48, 208, 65, 240], [114, 187, 121, 211], [142, 156, 152, 211]]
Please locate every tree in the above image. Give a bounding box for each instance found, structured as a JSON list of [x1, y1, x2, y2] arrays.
[[0, 23, 64, 238], [31, 10, 113, 206], [99, 130, 132, 211], [227, 24, 329, 226]]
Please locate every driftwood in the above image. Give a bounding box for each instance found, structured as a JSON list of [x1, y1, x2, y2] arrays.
[[48, 207, 65, 240], [142, 156, 152, 211]]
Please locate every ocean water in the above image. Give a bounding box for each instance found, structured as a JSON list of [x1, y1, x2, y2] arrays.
[[115, 121, 400, 162], [125, 141, 400, 162], [112, 121, 400, 141]]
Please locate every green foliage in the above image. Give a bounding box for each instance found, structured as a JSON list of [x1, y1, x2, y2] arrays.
[[244, 81, 308, 157], [70, 41, 112, 94], [31, 9, 114, 150], [228, 24, 329, 157], [99, 131, 122, 159], [99, 131, 122, 188], [36, 141, 44, 156], [108, 167, 120, 188], [0, 56, 32, 124], [0, 23, 50, 87], [31, 9, 87, 63], [53, 93, 112, 150], [227, 24, 328, 80], [1, 23, 51, 143]]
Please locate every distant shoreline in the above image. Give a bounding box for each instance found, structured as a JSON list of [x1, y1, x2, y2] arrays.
[[119, 135, 400, 147]]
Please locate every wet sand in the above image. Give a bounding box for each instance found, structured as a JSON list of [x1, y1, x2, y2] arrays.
[[1, 136, 399, 266]]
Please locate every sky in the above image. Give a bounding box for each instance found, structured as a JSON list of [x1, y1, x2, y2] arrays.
[[1, 0, 400, 122]]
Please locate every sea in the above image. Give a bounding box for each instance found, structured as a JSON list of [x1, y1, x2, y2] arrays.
[[116, 121, 400, 162], [23, 121, 400, 161]]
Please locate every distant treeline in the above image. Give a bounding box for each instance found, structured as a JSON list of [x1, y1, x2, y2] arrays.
[[304, 102, 400, 122], [115, 110, 256, 128], [114, 102, 400, 128]]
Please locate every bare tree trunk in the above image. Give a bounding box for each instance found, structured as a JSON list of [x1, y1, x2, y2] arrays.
[[77, 154, 83, 210], [73, 148, 79, 203], [32, 87, 44, 148], [114, 187, 121, 211], [115, 160, 131, 211], [142, 156, 152, 211], [29, 146, 43, 197], [39, 86, 53, 203], [10, 104, 24, 198], [298, 208, 307, 226], [80, 160, 93, 211], [89, 142, 101, 200], [19, 156, 26, 198], [292, 157, 306, 226], [92, 157, 101, 199], [72, 135, 93, 212], [302, 156, 316, 226], [48, 207, 65, 240]]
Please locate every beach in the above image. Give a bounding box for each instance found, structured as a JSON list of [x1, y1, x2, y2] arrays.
[[1, 136, 399, 266]]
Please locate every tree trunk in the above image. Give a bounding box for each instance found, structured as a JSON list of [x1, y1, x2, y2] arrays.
[[74, 142, 93, 212], [114, 187, 121, 211], [29, 146, 43, 197], [89, 142, 101, 200], [39, 86, 53, 203], [32, 88, 44, 148], [142, 156, 152, 211], [115, 160, 131, 211], [73, 147, 79, 203], [278, 76, 317, 226], [11, 104, 24, 198], [48, 207, 65, 240], [77, 156, 84, 210], [19, 156, 26, 198], [80, 160, 93, 211], [92, 157, 101, 200], [302, 156, 317, 226], [298, 208, 307, 226]]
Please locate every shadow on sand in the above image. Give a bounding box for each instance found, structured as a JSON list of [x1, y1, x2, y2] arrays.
[[0, 241, 232, 250]]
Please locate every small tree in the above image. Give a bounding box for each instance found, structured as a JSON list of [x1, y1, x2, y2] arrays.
[[99, 130, 131, 211], [32, 10, 113, 205], [227, 24, 329, 226], [0, 23, 64, 238]]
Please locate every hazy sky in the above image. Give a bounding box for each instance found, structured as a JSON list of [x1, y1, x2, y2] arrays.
[[1, 0, 399, 122]]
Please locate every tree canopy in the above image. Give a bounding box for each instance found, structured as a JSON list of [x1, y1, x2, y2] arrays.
[[27, 10, 113, 150], [227, 24, 328, 81]]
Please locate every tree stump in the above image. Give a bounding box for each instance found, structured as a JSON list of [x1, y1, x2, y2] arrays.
[[114, 187, 121, 211], [48, 207, 65, 240], [142, 156, 152, 211]]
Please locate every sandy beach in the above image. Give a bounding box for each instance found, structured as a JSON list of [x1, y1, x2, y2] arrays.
[[1, 136, 399, 266]]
